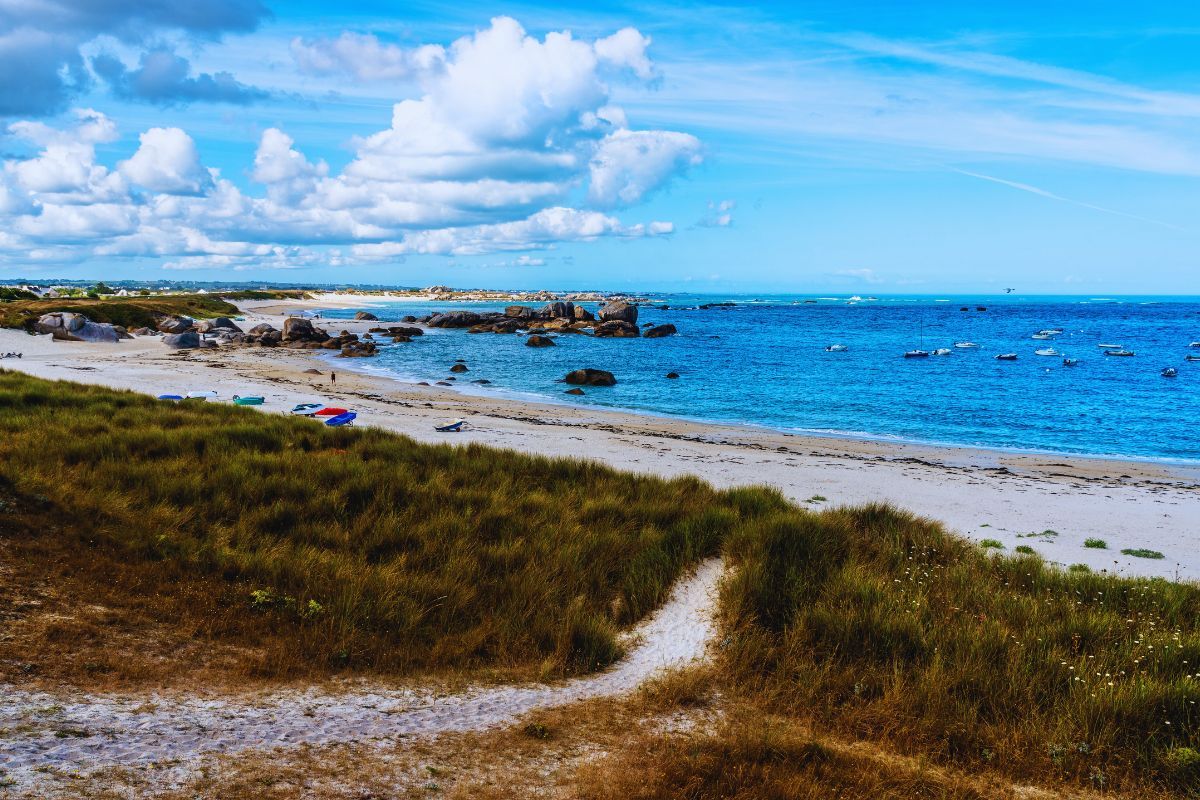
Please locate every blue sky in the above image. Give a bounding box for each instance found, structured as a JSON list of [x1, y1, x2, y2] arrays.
[[1, 0, 1198, 293]]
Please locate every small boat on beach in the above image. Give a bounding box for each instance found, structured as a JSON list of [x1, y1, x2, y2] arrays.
[[1162, 368, 1178, 378], [291, 403, 323, 415], [995, 353, 1018, 361], [435, 419, 466, 432], [954, 342, 979, 349], [233, 395, 264, 406], [324, 411, 356, 427], [313, 407, 349, 416], [904, 350, 930, 358], [1104, 349, 1136, 357], [185, 390, 218, 400], [157, 394, 184, 401], [1034, 348, 1059, 357], [825, 344, 848, 352]]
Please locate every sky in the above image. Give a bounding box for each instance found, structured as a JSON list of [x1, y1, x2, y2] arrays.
[[1, 1, 1199, 293]]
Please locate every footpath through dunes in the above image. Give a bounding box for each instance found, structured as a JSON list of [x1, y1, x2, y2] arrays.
[[0, 559, 723, 793]]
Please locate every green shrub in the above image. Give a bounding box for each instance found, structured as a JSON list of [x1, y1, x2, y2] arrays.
[[1014, 545, 1035, 555], [979, 538, 1004, 549], [1121, 548, 1165, 559], [1084, 538, 1108, 549]]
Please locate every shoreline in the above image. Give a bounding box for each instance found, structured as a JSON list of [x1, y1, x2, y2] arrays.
[[2, 302, 1198, 582]]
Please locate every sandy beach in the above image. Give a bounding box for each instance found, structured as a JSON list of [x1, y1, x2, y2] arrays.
[[2, 299, 1197, 582]]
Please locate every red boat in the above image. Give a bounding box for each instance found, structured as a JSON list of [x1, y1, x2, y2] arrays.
[[313, 407, 349, 416]]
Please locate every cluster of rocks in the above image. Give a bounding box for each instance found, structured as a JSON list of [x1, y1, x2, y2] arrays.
[[368, 325, 424, 343], [414, 300, 676, 341], [227, 317, 378, 357], [33, 312, 133, 343]]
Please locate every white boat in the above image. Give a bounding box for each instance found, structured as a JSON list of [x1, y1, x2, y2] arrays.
[[1104, 349, 1136, 357], [954, 341, 979, 349], [824, 344, 848, 352], [185, 390, 218, 400], [1190, 342, 1200, 348], [1031, 333, 1053, 340], [1038, 329, 1063, 335], [1035, 348, 1059, 356], [932, 348, 952, 356], [290, 403, 323, 415], [1098, 343, 1123, 349]]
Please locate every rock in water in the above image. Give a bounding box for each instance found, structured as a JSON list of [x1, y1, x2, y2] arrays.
[[592, 320, 640, 338], [541, 301, 575, 319], [162, 332, 201, 349], [525, 335, 556, 347], [449, 363, 469, 373], [643, 323, 677, 339], [354, 311, 379, 321], [573, 306, 595, 322], [565, 387, 585, 395], [666, 372, 680, 379], [598, 300, 637, 324], [564, 368, 616, 386], [426, 311, 483, 328]]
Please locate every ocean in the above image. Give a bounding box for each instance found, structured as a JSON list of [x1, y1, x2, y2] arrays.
[[315, 295, 1200, 462]]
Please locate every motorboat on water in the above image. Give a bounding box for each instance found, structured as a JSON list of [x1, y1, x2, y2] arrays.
[[1162, 367, 1178, 378], [995, 353, 1018, 360], [904, 350, 930, 358], [1038, 328, 1063, 336], [1062, 357, 1079, 367], [1187, 354, 1200, 362], [1190, 341, 1200, 348], [1104, 349, 1136, 357], [825, 344, 849, 352], [1035, 348, 1060, 357], [932, 348, 952, 356], [1031, 333, 1053, 340], [954, 341, 979, 349], [1098, 343, 1123, 349]]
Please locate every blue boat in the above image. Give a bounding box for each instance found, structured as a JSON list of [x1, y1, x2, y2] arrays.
[[157, 394, 184, 401], [435, 419, 465, 432], [325, 411, 357, 427]]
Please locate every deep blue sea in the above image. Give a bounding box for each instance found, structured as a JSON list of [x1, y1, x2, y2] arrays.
[[315, 295, 1200, 462]]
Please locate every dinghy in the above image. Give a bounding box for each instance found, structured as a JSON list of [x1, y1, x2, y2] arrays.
[[324, 411, 357, 427], [954, 342, 979, 349], [435, 419, 466, 432], [1062, 357, 1079, 367], [824, 344, 848, 352], [233, 395, 264, 406], [1104, 349, 1136, 357], [157, 394, 184, 401], [1187, 355, 1200, 362], [1035, 348, 1059, 357], [1098, 343, 1123, 349], [290, 403, 323, 415], [185, 390, 218, 400], [932, 348, 952, 356], [313, 407, 349, 416], [1162, 367, 1178, 378]]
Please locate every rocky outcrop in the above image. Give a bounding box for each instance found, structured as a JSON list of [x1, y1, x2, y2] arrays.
[[564, 368, 616, 386], [541, 301, 574, 319], [449, 363, 469, 373], [354, 311, 379, 321], [643, 323, 677, 339], [525, 335, 556, 347], [573, 306, 595, 322], [592, 320, 640, 338], [130, 327, 155, 336], [338, 340, 378, 358], [427, 311, 483, 328], [34, 312, 124, 343], [196, 318, 242, 334], [666, 372, 680, 379], [247, 323, 276, 336], [385, 326, 423, 337], [282, 317, 320, 341], [156, 315, 195, 334], [598, 301, 637, 324], [163, 332, 201, 349], [505, 305, 537, 319]]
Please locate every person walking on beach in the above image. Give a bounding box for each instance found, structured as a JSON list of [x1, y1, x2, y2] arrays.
[[330, 371, 336, 386]]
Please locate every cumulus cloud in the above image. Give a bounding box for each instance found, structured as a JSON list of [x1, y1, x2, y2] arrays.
[[291, 32, 446, 81], [0, 17, 700, 270], [92, 50, 270, 106], [0, 0, 269, 116], [118, 127, 213, 195]]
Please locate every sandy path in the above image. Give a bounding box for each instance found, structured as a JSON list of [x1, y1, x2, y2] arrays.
[[0, 559, 721, 794]]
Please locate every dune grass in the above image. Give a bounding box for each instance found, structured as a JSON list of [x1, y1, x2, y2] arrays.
[[718, 503, 1200, 793], [2, 371, 1198, 793], [0, 370, 735, 680], [0, 294, 247, 331]]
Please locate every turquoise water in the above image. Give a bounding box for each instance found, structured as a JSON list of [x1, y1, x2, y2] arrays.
[[317, 295, 1200, 462]]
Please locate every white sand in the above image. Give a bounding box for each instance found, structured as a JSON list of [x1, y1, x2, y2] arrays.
[[0, 559, 722, 795]]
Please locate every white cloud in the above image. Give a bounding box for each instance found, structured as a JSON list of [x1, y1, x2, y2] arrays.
[[699, 198, 735, 227], [589, 129, 702, 207], [0, 18, 701, 270], [119, 127, 213, 195], [291, 32, 446, 81]]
